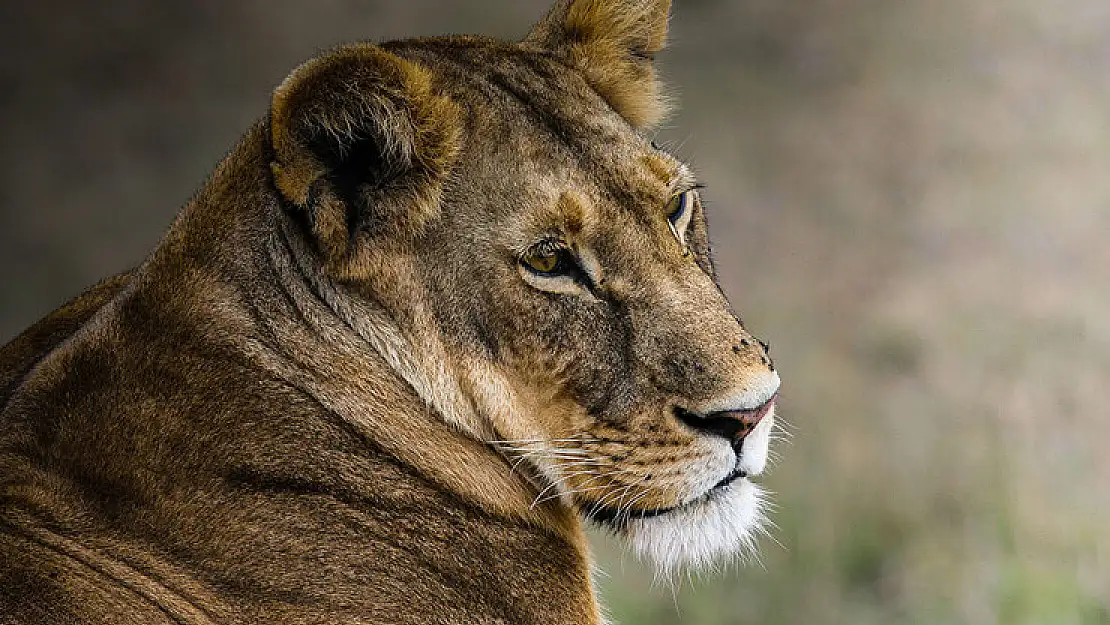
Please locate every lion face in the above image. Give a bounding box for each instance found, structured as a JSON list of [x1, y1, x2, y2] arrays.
[[416, 66, 779, 573], [268, 0, 780, 573]]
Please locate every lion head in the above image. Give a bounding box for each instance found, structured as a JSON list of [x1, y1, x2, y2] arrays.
[[268, 0, 780, 573]]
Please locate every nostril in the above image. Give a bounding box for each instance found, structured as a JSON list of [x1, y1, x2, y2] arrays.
[[675, 407, 748, 441], [674, 393, 777, 444]]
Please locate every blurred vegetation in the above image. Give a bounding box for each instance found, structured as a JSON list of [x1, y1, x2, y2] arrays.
[[2, 1, 1108, 624]]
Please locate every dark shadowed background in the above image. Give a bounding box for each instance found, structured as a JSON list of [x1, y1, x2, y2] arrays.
[[2, 1, 1108, 624]]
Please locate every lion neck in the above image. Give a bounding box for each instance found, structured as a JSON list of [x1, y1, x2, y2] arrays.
[[263, 220, 553, 518], [165, 124, 583, 544]]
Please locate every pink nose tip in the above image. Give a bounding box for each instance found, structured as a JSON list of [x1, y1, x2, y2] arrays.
[[674, 392, 778, 443], [716, 392, 777, 440]]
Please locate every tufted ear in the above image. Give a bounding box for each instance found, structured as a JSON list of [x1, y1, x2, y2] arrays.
[[526, 0, 672, 129], [270, 45, 461, 262]]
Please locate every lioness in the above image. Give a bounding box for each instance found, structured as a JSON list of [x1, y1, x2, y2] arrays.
[[0, 0, 781, 622]]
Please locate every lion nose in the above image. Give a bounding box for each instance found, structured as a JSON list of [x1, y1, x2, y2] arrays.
[[675, 392, 777, 444]]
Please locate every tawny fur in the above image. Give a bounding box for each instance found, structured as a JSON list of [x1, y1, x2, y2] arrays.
[[0, 1, 778, 623], [527, 0, 674, 128]]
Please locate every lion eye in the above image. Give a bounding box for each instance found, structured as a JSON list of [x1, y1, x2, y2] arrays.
[[518, 242, 594, 294], [666, 191, 688, 223], [521, 248, 564, 275], [666, 190, 694, 246]]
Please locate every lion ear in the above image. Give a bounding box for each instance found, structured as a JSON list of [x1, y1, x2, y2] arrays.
[[526, 0, 672, 129], [269, 45, 461, 262]]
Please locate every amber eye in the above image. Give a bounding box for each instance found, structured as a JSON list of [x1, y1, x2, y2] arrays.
[[521, 248, 564, 275], [666, 191, 689, 224]]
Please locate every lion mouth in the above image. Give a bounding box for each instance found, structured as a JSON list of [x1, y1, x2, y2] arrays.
[[713, 466, 748, 490], [585, 470, 751, 527]]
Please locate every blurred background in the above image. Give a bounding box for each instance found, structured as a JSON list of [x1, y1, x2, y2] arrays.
[[1, 1, 1107, 623]]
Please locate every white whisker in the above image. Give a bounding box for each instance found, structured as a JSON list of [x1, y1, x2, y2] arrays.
[[530, 467, 616, 509]]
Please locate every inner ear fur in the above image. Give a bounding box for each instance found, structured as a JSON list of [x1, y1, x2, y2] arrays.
[[270, 44, 461, 261], [526, 0, 672, 129]]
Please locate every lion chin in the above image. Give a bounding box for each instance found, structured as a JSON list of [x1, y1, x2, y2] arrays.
[[620, 407, 776, 575], [625, 478, 769, 575]]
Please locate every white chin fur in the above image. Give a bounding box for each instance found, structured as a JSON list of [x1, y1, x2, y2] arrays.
[[625, 478, 768, 575]]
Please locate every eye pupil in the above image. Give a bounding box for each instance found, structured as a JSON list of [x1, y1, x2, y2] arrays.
[[523, 250, 560, 274], [667, 194, 684, 219], [665, 190, 696, 252], [667, 191, 689, 224]]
